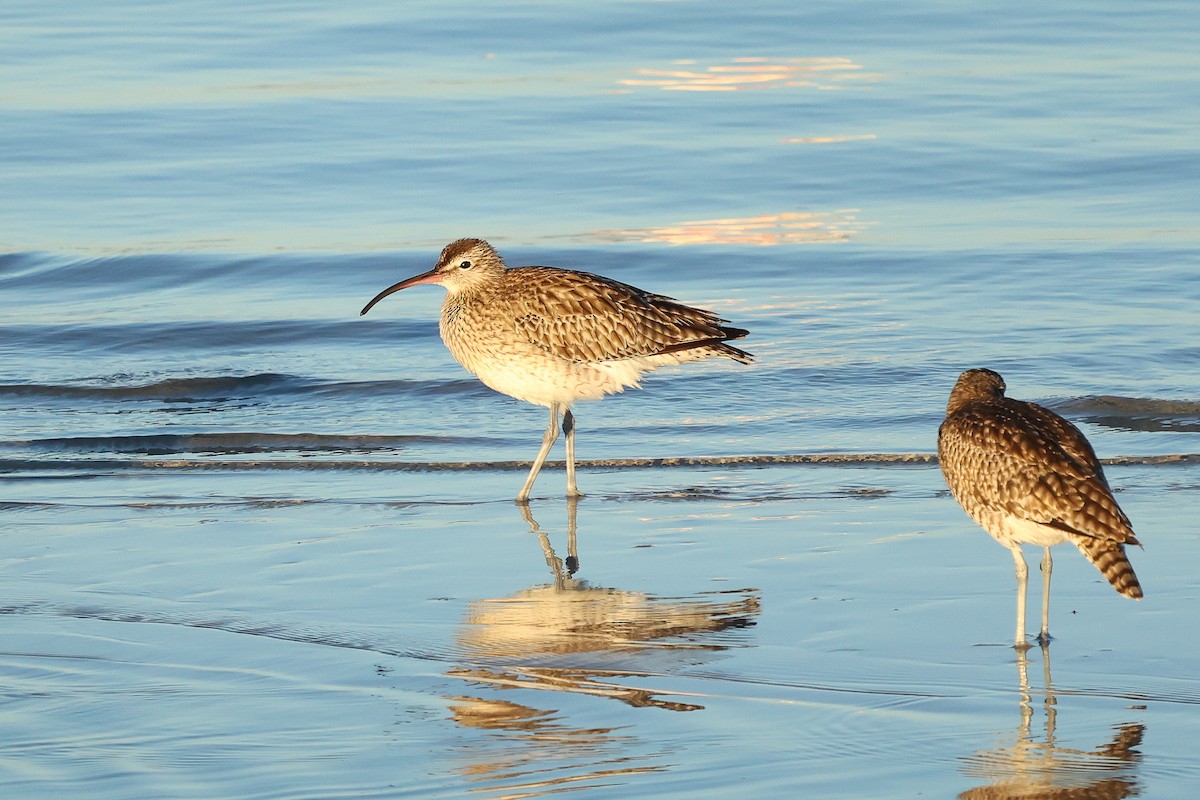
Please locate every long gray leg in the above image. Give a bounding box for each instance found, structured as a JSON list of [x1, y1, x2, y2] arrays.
[[1011, 545, 1030, 650], [1037, 547, 1053, 646], [563, 407, 583, 498], [517, 403, 561, 504]]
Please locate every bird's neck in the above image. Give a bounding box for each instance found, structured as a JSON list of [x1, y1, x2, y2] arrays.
[[445, 272, 506, 304], [947, 391, 999, 417], [440, 282, 493, 322]]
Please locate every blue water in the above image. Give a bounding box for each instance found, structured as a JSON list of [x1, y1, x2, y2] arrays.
[[3, 1, 1199, 798]]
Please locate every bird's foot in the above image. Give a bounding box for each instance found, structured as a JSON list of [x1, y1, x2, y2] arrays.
[[1035, 631, 1053, 647]]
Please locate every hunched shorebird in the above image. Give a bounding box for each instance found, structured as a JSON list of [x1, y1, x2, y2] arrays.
[[937, 368, 1143, 648], [360, 238, 753, 502]]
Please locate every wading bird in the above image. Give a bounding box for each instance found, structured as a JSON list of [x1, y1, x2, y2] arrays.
[[937, 368, 1142, 647], [361, 238, 752, 502]]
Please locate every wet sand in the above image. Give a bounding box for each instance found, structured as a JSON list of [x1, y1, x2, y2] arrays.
[[2, 461, 1196, 798]]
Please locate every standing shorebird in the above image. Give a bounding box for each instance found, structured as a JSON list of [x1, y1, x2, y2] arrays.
[[937, 368, 1142, 648], [360, 238, 752, 502]]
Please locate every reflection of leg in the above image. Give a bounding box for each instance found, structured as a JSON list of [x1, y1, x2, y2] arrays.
[[1016, 646, 1033, 736], [1038, 639, 1057, 741], [1037, 547, 1053, 645], [563, 407, 583, 498], [518, 501, 539, 534], [521, 502, 569, 587], [1038, 639, 1052, 691], [565, 495, 580, 575], [1011, 545, 1029, 649], [517, 403, 561, 504]]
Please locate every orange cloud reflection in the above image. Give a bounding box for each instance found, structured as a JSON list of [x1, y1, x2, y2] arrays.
[[783, 134, 878, 144], [620, 57, 875, 92], [592, 211, 864, 245]]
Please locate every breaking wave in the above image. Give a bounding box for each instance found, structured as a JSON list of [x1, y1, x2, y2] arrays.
[[1057, 395, 1200, 433], [0, 372, 482, 402]]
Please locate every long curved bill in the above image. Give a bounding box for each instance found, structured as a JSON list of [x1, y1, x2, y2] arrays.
[[359, 268, 445, 316]]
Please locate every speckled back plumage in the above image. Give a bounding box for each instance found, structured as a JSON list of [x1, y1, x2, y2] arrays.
[[508, 266, 749, 363], [434, 238, 751, 406], [937, 368, 1142, 599], [439, 238, 750, 362]]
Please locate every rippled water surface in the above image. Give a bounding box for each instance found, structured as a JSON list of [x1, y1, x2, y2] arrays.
[[3, 1, 1199, 798]]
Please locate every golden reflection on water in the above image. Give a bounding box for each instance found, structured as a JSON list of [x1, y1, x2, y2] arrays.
[[592, 211, 863, 245], [619, 57, 877, 92], [783, 134, 878, 144], [446, 499, 760, 795], [959, 645, 1145, 800]]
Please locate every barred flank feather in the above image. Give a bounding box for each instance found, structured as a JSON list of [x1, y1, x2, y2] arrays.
[[1075, 538, 1144, 599]]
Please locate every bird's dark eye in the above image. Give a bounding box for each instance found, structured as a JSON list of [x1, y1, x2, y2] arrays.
[[459, 260, 472, 270]]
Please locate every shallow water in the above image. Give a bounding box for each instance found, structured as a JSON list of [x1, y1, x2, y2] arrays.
[[3, 1, 1200, 798], [4, 466, 1199, 798]]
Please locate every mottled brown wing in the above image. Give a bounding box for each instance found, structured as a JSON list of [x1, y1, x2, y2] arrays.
[[1021, 400, 1108, 478], [509, 267, 743, 362], [938, 399, 1137, 546]]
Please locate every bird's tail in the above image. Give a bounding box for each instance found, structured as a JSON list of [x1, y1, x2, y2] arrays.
[[715, 326, 754, 363], [713, 341, 754, 364], [659, 326, 754, 364], [1074, 537, 1143, 599]]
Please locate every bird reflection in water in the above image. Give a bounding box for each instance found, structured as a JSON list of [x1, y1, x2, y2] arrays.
[[446, 499, 760, 794], [959, 644, 1145, 800], [451, 499, 760, 709]]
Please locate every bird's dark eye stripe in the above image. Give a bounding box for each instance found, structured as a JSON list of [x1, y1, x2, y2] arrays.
[[459, 260, 472, 269]]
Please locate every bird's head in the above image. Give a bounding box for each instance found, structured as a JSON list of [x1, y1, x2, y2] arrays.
[[360, 238, 506, 315], [946, 367, 1007, 415]]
